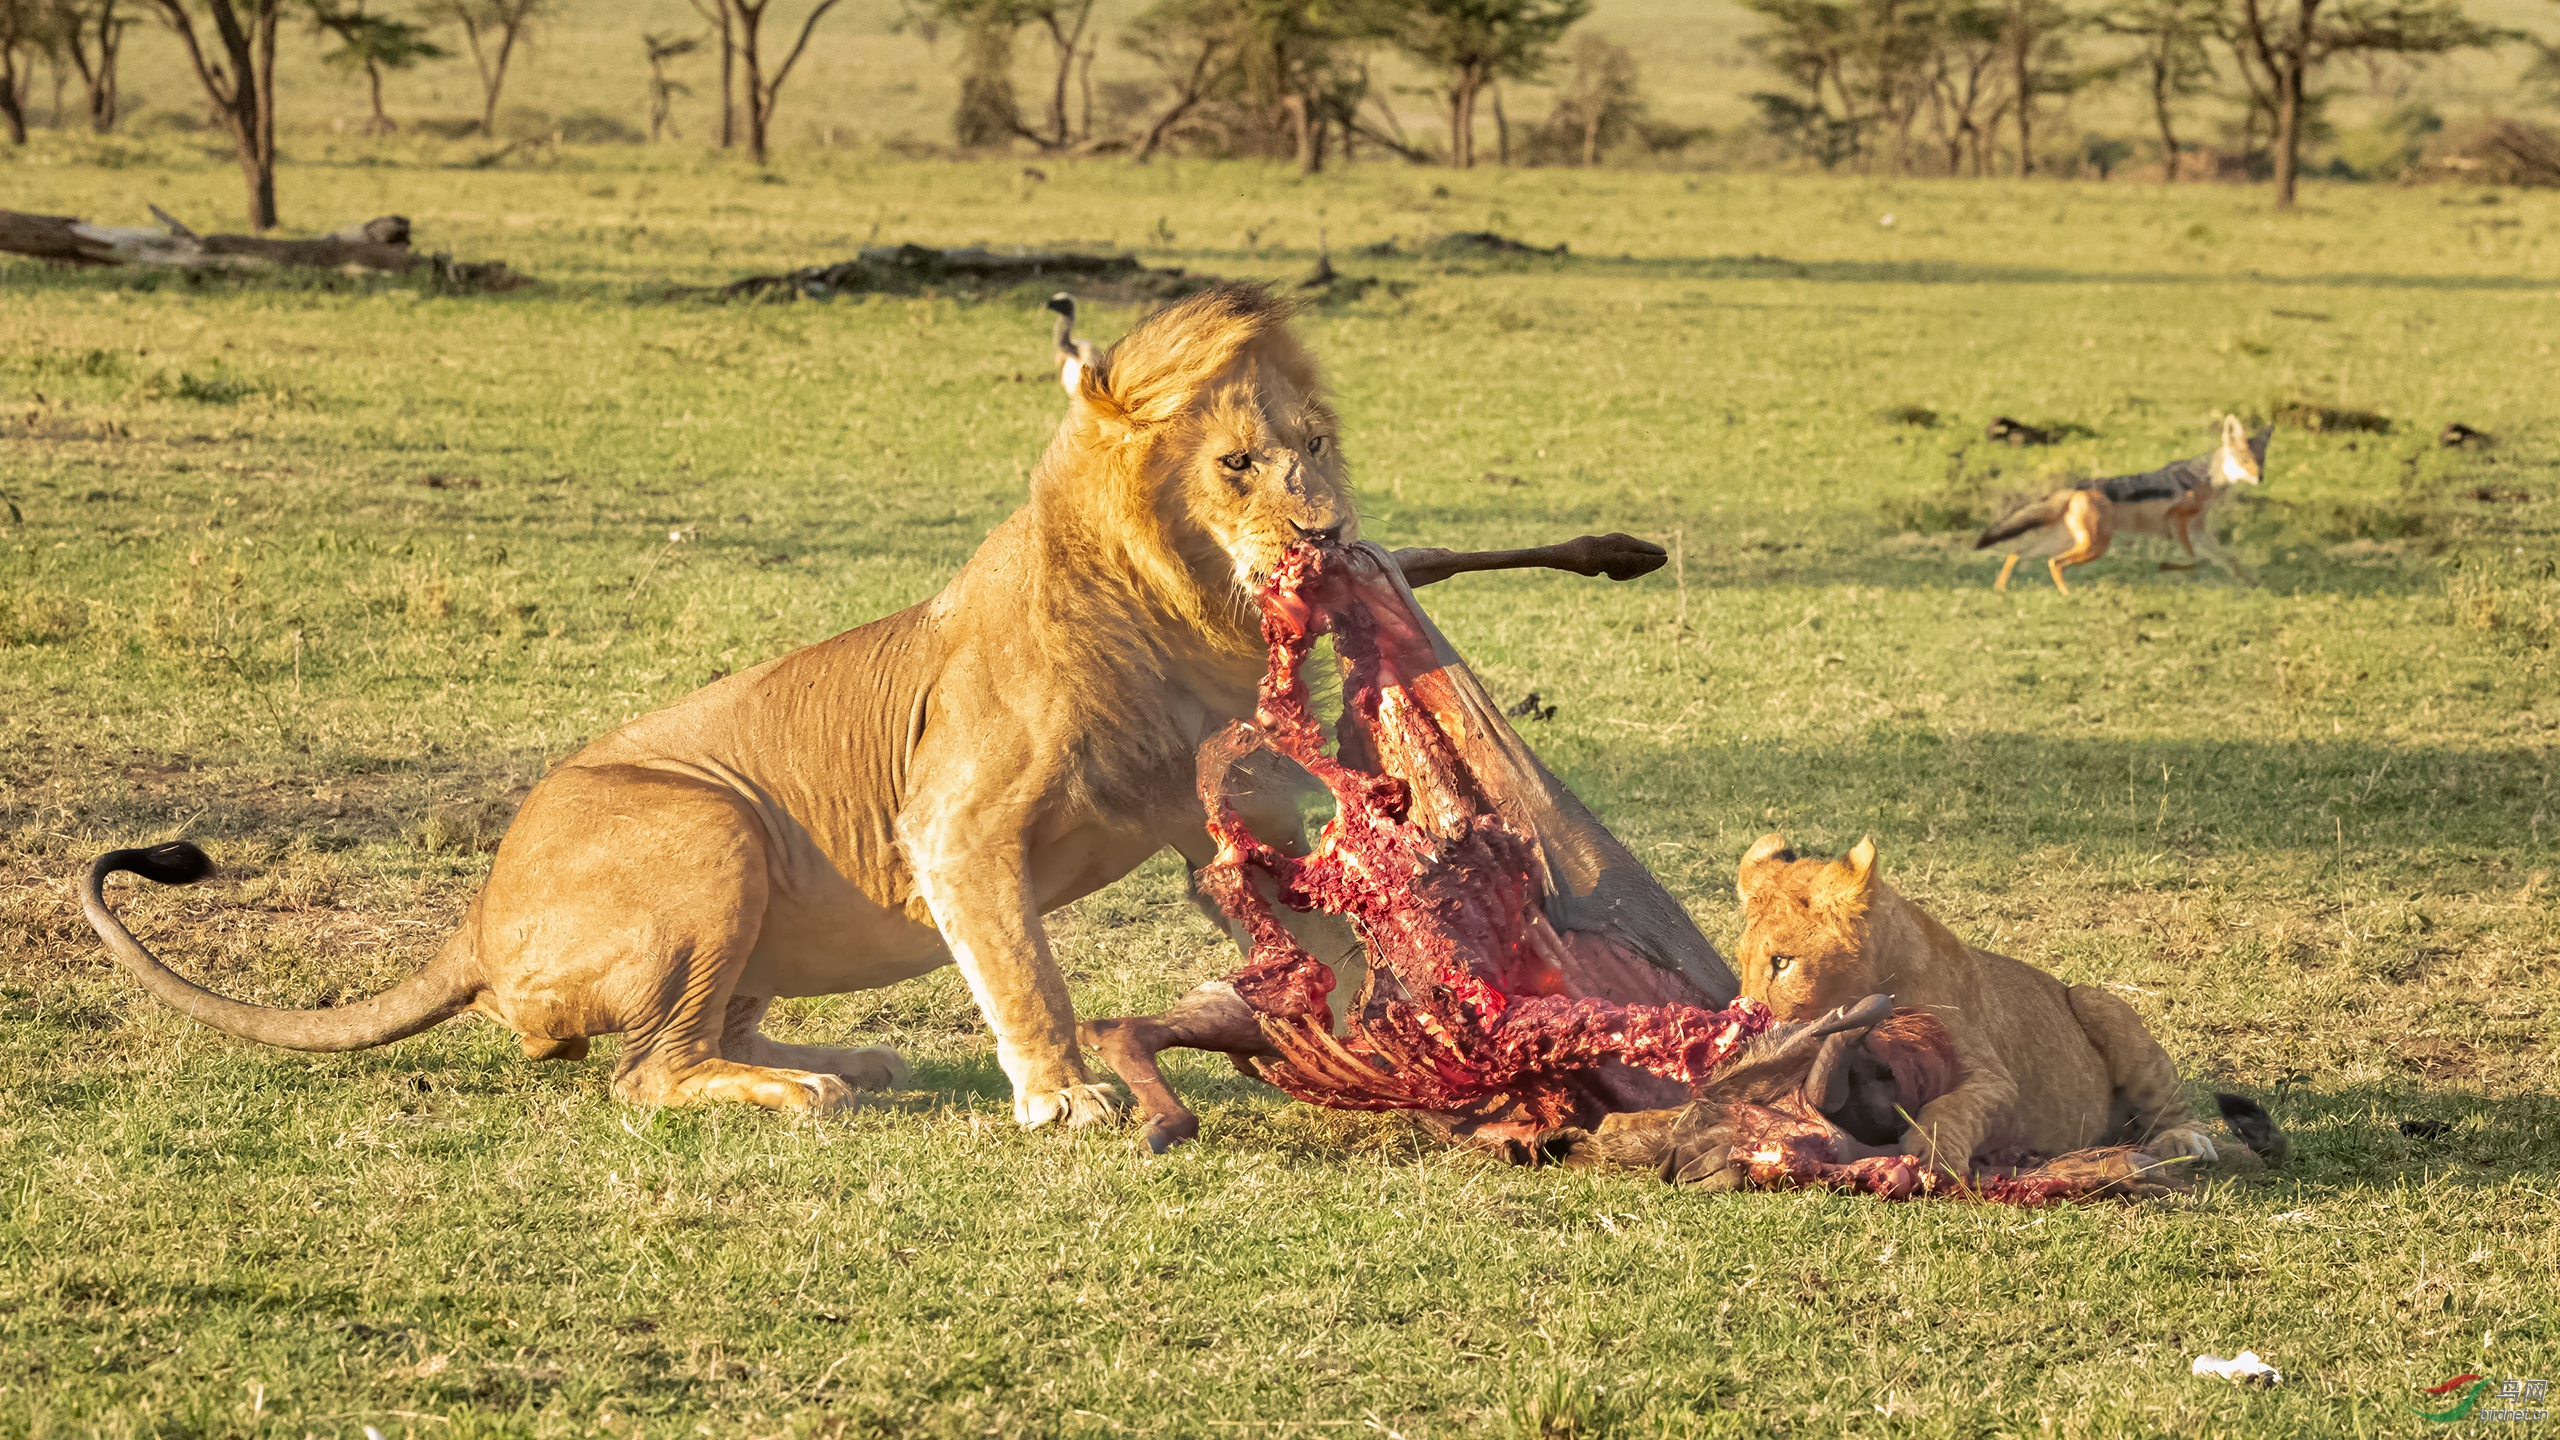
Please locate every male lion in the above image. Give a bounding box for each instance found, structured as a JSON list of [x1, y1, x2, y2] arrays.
[[82, 284, 1657, 1130]]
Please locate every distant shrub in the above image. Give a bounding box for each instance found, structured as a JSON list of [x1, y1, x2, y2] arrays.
[[559, 108, 644, 145], [165, 370, 255, 405], [23, 348, 130, 381], [2421, 118, 2560, 188], [130, 107, 211, 135], [495, 105, 556, 143]]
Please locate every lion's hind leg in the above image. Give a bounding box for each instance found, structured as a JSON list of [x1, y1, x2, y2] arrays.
[[486, 766, 856, 1117], [720, 995, 910, 1092], [2065, 985, 2214, 1161]]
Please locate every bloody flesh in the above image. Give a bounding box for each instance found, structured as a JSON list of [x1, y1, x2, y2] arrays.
[[1193, 544, 2189, 1204], [1194, 544, 1772, 1127]]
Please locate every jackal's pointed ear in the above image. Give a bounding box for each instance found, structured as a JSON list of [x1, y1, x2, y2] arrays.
[[1737, 832, 1796, 900], [1815, 836, 1880, 916], [2221, 414, 2247, 451]]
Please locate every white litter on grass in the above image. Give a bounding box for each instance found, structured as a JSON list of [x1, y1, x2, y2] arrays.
[[2192, 1351, 2283, 1386]]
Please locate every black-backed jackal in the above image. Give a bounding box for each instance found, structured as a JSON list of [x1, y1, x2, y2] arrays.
[[1974, 416, 2271, 593]]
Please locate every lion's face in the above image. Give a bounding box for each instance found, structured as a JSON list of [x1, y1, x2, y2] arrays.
[[1161, 347, 1357, 590], [1735, 833, 1884, 1021]]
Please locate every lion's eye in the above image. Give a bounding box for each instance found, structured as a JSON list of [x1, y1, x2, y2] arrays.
[[1769, 955, 1794, 975], [1307, 435, 1328, 456], [1219, 451, 1253, 473]]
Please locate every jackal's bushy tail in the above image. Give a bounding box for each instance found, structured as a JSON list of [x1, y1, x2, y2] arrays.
[[1974, 493, 2068, 550]]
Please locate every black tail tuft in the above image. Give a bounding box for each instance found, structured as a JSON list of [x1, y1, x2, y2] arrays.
[[104, 841, 214, 887], [2215, 1093, 2288, 1165], [1974, 514, 2036, 549]]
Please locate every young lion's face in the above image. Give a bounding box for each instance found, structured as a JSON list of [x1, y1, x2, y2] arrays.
[[1162, 342, 1357, 589], [1735, 833, 1886, 1021]]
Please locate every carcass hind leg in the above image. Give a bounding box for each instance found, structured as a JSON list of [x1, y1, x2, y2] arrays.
[[720, 995, 910, 1093], [1079, 981, 1274, 1153]]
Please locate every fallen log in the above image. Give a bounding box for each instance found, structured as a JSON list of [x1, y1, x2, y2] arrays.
[[0, 207, 527, 290], [708, 243, 1217, 304]]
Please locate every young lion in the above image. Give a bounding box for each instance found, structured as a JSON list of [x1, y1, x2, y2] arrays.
[[1734, 833, 2218, 1173]]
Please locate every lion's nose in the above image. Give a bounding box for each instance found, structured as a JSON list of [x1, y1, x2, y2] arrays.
[[1292, 521, 1345, 545]]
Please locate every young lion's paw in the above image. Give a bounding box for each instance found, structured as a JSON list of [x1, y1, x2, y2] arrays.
[[1017, 1081, 1125, 1130], [832, 1046, 909, 1092], [2147, 1125, 2219, 1163]]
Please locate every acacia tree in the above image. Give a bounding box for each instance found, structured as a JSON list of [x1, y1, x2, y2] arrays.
[[928, 0, 1101, 152], [643, 30, 702, 141], [2098, 0, 2214, 178], [49, 0, 128, 131], [2222, 0, 2493, 207], [148, 0, 282, 227], [1122, 0, 1242, 160], [685, 0, 734, 146], [1546, 29, 1640, 165], [2000, 0, 2075, 173], [1923, 0, 2008, 174], [310, 1, 445, 136], [733, 0, 839, 164], [0, 0, 43, 145], [1742, 0, 1942, 172], [1385, 0, 1587, 167], [421, 0, 546, 137]]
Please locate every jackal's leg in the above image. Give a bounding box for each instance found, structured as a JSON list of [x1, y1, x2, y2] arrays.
[[1995, 553, 2022, 591], [2158, 514, 2200, 571], [2048, 494, 2110, 595], [1080, 982, 1274, 1153], [2191, 523, 2258, 586], [2065, 985, 2215, 1161]]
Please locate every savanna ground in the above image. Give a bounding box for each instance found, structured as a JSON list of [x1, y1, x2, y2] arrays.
[[4, 139, 2560, 1438]]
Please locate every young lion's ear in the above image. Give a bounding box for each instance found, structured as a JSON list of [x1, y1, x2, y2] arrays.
[[1815, 836, 1880, 915], [1737, 832, 1796, 900]]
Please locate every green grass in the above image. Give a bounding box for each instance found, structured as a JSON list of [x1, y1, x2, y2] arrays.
[[3, 148, 2559, 1437]]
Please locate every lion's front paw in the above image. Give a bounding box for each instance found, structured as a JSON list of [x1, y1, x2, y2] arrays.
[[2148, 1125, 2219, 1163], [1018, 1080, 1124, 1129], [793, 1073, 859, 1115]]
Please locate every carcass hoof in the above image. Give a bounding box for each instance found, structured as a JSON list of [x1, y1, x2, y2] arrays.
[[1661, 1142, 1746, 1190], [1142, 1113, 1199, 1154]]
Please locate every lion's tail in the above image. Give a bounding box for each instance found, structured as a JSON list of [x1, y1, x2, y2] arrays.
[[82, 842, 479, 1052], [1974, 492, 2069, 550]]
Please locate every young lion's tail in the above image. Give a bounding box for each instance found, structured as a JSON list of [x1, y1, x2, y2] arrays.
[[81, 842, 479, 1052], [1974, 492, 2070, 549], [2214, 1093, 2289, 1165]]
